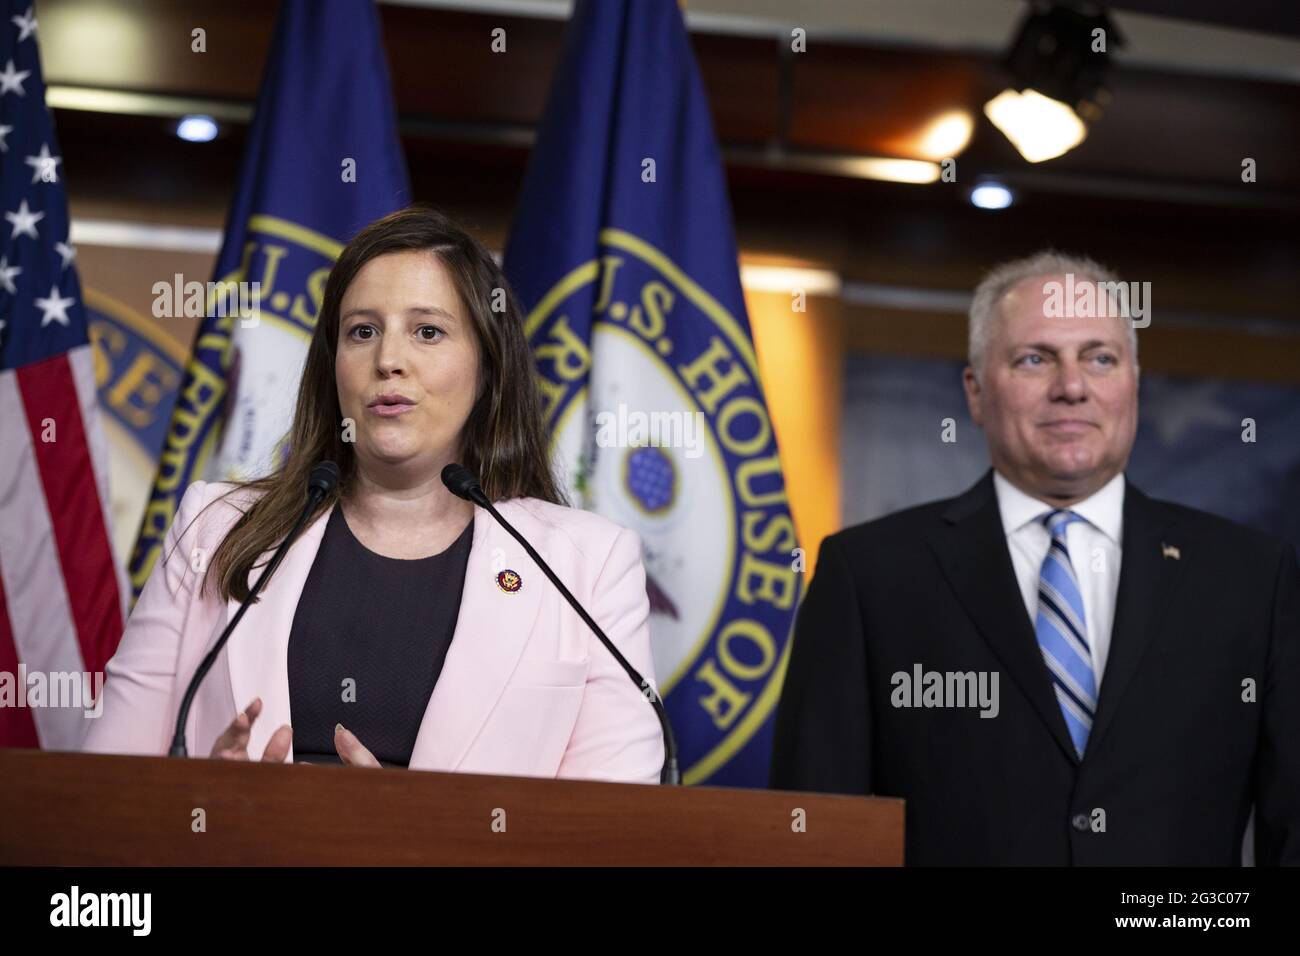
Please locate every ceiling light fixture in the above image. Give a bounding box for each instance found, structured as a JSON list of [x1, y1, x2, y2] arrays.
[[985, 3, 1122, 163]]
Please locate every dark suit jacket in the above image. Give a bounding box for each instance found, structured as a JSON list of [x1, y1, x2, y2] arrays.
[[770, 471, 1300, 865]]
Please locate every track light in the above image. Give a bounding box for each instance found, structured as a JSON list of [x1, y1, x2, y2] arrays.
[[985, 3, 1123, 163]]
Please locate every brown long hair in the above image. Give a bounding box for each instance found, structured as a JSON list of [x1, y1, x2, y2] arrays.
[[199, 205, 564, 603]]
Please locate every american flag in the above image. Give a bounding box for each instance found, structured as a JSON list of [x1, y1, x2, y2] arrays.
[[0, 1, 126, 748]]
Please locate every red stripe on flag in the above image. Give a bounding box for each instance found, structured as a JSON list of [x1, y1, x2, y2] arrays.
[[16, 353, 124, 675], [0, 569, 40, 747]]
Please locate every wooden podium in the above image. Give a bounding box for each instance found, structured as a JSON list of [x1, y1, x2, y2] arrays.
[[0, 748, 903, 866]]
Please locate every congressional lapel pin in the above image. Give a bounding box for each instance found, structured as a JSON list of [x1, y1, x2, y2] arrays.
[[495, 568, 523, 593], [1161, 542, 1181, 560]]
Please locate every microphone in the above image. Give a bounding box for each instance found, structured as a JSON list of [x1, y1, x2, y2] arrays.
[[168, 461, 341, 757], [442, 463, 681, 785]]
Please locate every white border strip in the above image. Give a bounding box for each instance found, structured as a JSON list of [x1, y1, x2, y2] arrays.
[[70, 219, 222, 255]]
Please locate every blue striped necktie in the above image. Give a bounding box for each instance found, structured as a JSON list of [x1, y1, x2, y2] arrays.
[[1035, 509, 1097, 758]]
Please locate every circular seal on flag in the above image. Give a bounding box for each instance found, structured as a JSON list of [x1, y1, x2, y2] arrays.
[[84, 289, 189, 575], [123, 216, 342, 593], [496, 569, 523, 593], [206, 215, 343, 483], [526, 228, 802, 786]]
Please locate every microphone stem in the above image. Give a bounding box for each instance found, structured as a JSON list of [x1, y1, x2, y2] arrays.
[[168, 488, 326, 757], [473, 494, 681, 785]]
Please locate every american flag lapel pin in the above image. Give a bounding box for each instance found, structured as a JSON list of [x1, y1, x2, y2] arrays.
[[1161, 542, 1181, 560]]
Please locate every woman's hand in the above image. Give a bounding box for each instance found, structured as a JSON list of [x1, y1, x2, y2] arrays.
[[209, 697, 292, 761], [209, 699, 381, 766], [334, 723, 381, 768]]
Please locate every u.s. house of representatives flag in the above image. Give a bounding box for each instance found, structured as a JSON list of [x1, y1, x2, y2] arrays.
[[504, 0, 801, 787], [1, 1, 127, 747], [128, 0, 409, 595]]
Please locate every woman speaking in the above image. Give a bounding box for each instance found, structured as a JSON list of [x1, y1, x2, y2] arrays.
[[83, 207, 665, 784]]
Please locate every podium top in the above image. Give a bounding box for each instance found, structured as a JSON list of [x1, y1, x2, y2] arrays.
[[0, 748, 903, 866]]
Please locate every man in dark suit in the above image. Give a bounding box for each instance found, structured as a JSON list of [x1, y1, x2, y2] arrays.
[[771, 252, 1300, 865]]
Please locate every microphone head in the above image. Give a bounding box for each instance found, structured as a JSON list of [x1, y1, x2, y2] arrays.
[[441, 463, 484, 502], [308, 460, 341, 497]]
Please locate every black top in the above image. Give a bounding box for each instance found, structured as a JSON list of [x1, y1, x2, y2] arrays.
[[287, 505, 473, 768]]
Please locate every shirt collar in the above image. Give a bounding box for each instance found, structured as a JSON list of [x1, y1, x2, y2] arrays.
[[992, 469, 1125, 544]]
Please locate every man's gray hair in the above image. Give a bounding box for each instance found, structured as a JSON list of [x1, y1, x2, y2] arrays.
[[967, 250, 1138, 376]]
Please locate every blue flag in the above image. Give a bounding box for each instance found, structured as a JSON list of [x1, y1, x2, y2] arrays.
[[504, 0, 801, 787], [128, 0, 409, 597]]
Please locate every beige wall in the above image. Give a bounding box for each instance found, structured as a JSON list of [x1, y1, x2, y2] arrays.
[[745, 287, 843, 578]]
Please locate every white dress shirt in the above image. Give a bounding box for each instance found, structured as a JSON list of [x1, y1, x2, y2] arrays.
[[992, 470, 1125, 688]]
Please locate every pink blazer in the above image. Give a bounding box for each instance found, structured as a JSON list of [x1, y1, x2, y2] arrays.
[[83, 480, 664, 783]]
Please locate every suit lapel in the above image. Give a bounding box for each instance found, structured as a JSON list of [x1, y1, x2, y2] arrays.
[[224, 505, 332, 761], [408, 501, 543, 771], [1086, 482, 1185, 757], [926, 472, 1080, 763]]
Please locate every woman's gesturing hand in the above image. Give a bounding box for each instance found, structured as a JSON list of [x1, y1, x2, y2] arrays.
[[334, 723, 381, 768], [208, 699, 381, 766], [209, 697, 292, 762]]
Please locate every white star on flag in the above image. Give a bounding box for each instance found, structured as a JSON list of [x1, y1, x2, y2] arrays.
[[0, 58, 30, 96], [24, 143, 61, 183], [11, 6, 37, 42], [0, 123, 12, 152], [55, 240, 76, 269], [35, 284, 75, 327], [0, 255, 20, 293], [5, 199, 44, 239]]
